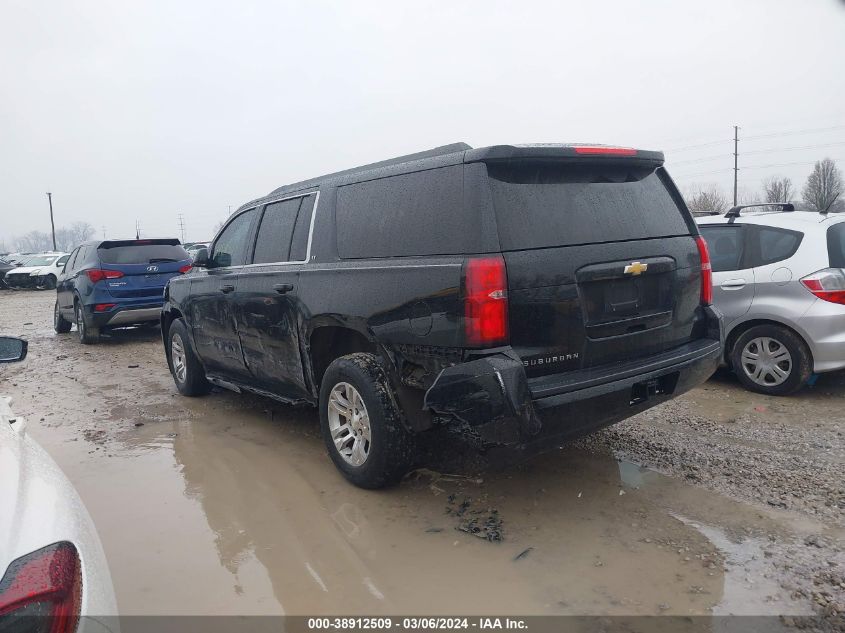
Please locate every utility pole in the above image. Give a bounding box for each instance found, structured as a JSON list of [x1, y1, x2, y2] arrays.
[[46, 192, 57, 251], [102, 225, 107, 239], [177, 213, 186, 243], [227, 205, 232, 216], [733, 125, 740, 207], [135, 220, 141, 240]]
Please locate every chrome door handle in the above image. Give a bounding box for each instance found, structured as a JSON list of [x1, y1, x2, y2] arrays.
[[220, 284, 235, 294], [273, 283, 294, 294], [721, 279, 746, 290]]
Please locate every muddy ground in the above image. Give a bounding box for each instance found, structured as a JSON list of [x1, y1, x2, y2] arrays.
[[1, 290, 843, 620]]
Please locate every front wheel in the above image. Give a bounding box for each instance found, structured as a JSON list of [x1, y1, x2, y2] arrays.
[[75, 303, 100, 344], [54, 300, 72, 333], [166, 318, 211, 396], [40, 275, 57, 290], [730, 324, 811, 396], [319, 353, 415, 489]]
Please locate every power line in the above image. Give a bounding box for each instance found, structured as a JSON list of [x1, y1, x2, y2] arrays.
[[672, 156, 845, 179], [743, 124, 845, 142], [742, 140, 845, 156]]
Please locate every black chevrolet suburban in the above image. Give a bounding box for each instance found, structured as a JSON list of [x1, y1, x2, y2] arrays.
[[162, 143, 723, 488]]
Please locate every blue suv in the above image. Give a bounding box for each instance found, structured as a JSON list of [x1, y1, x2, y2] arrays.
[[54, 239, 191, 344]]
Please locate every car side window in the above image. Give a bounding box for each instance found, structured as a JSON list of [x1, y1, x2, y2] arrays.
[[751, 226, 803, 267], [252, 198, 302, 264], [56, 255, 69, 267], [212, 208, 257, 268], [65, 248, 79, 273], [700, 226, 745, 272]]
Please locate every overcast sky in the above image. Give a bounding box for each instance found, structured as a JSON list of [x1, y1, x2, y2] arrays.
[[2, 0, 844, 246]]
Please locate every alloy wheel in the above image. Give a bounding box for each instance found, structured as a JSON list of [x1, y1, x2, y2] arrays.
[[327, 382, 371, 467], [171, 333, 187, 383]]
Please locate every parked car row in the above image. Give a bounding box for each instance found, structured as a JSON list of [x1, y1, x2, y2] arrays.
[[2, 252, 70, 289]]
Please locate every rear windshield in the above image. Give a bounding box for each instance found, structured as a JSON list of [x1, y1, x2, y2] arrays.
[[828, 223, 845, 268], [488, 163, 690, 250], [97, 244, 189, 265]]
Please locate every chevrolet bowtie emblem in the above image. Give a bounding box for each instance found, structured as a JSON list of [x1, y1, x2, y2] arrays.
[[624, 261, 648, 275]]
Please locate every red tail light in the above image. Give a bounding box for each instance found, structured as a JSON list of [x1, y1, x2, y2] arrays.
[[464, 256, 508, 347], [94, 303, 116, 312], [85, 269, 124, 283], [801, 268, 845, 305], [695, 236, 713, 305], [573, 146, 637, 156], [0, 542, 82, 631], [178, 265, 192, 274]]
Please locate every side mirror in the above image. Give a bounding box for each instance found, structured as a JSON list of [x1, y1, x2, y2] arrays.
[[0, 337, 28, 363], [192, 248, 210, 268]]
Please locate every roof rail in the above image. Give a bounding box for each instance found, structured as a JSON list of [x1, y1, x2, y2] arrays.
[[724, 202, 795, 223]]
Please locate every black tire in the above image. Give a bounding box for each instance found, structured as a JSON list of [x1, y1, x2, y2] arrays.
[[75, 302, 100, 345], [41, 275, 57, 290], [319, 353, 416, 489], [54, 299, 72, 333], [166, 318, 211, 396], [730, 324, 811, 396]]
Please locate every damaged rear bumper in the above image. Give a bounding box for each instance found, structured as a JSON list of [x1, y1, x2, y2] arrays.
[[424, 310, 723, 448]]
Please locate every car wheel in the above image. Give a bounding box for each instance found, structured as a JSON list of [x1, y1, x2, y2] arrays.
[[319, 353, 415, 489], [730, 324, 811, 396], [54, 299, 72, 333], [75, 302, 100, 345], [167, 318, 211, 396], [41, 275, 57, 290]]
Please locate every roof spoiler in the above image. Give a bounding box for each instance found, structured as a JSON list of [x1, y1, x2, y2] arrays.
[[464, 144, 664, 164], [724, 203, 794, 223], [99, 238, 181, 248]]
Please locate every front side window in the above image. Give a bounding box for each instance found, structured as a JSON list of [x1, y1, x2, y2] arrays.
[[252, 198, 302, 264], [700, 225, 745, 272], [212, 209, 257, 268]]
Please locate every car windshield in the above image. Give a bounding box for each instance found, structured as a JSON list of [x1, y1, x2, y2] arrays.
[[23, 256, 58, 266]]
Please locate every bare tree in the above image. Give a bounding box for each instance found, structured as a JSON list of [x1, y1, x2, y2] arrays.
[[685, 185, 730, 216], [762, 176, 794, 205], [15, 231, 53, 252], [802, 158, 843, 213]]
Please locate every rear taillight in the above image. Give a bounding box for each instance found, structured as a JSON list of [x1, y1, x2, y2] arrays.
[[94, 303, 116, 312], [85, 269, 124, 283], [573, 146, 637, 156], [464, 256, 508, 347], [0, 542, 82, 632], [801, 268, 845, 305], [695, 236, 713, 305], [178, 265, 192, 274]]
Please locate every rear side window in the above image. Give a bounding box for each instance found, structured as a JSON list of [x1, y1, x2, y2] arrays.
[[253, 198, 302, 264], [212, 209, 257, 267], [98, 244, 189, 264], [700, 225, 745, 272], [749, 226, 802, 267], [336, 166, 482, 258], [827, 223, 845, 268], [488, 164, 690, 250]]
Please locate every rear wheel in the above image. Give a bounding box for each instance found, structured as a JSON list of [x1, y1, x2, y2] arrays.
[[54, 300, 72, 333], [167, 318, 211, 396], [319, 353, 415, 489], [730, 324, 811, 396], [75, 302, 100, 345]]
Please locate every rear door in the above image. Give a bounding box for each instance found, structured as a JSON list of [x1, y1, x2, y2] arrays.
[[235, 193, 316, 399], [96, 240, 190, 301], [485, 160, 702, 380], [699, 224, 755, 329], [189, 208, 258, 378], [57, 247, 80, 312]]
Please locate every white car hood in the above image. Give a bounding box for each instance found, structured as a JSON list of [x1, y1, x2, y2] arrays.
[[8, 265, 48, 275], [0, 397, 118, 619]]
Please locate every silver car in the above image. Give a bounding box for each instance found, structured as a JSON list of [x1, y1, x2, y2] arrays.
[[697, 206, 845, 395]]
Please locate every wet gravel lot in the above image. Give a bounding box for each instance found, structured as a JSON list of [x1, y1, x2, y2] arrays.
[[1, 290, 843, 621]]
